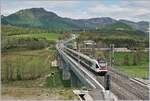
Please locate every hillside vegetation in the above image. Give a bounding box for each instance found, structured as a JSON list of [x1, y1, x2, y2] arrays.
[[2, 25, 61, 51], [99, 22, 134, 31], [1, 23, 80, 100], [77, 23, 148, 48], [1, 25, 60, 81], [2, 8, 149, 32]]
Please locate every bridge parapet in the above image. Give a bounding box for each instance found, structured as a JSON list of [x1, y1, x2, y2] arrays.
[[56, 39, 114, 100], [56, 44, 105, 90]]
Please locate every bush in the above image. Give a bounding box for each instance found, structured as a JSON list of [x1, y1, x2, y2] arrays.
[[123, 54, 129, 65]]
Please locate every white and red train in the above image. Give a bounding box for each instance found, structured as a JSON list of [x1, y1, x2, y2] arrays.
[[64, 46, 108, 76]]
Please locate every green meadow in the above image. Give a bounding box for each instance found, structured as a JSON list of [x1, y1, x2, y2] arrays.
[[9, 33, 61, 41], [113, 52, 149, 79]]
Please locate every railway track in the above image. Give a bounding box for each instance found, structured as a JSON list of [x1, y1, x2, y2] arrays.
[[97, 67, 149, 100], [69, 54, 149, 99], [130, 78, 149, 87], [62, 44, 149, 100]]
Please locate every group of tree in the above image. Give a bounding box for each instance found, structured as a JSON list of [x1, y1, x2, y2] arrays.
[[1, 25, 58, 52], [2, 25, 49, 36], [77, 29, 148, 48]]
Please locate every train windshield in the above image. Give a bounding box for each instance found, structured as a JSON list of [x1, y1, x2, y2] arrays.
[[100, 63, 106, 67], [99, 61, 106, 67]]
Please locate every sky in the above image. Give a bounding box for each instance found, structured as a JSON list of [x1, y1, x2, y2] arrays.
[[1, 0, 150, 22]]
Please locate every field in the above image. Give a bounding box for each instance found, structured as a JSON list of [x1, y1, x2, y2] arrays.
[[2, 25, 63, 51], [1, 49, 78, 100], [2, 49, 53, 81], [1, 25, 78, 100], [9, 33, 61, 41], [95, 50, 149, 79], [2, 87, 78, 100], [113, 52, 149, 79]]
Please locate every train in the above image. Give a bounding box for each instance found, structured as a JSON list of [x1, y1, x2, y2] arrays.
[[63, 46, 108, 76]]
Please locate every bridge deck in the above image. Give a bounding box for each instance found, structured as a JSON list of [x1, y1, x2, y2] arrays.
[[89, 89, 104, 100], [57, 37, 149, 100]]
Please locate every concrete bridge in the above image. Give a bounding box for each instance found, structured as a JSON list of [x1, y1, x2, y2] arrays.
[[56, 38, 114, 100], [56, 36, 149, 100]]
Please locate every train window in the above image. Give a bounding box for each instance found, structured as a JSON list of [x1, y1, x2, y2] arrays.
[[100, 63, 106, 67], [96, 64, 99, 68]]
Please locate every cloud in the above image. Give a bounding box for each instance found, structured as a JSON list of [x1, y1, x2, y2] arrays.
[[87, 0, 150, 21], [1, 0, 80, 15], [1, 0, 149, 21]]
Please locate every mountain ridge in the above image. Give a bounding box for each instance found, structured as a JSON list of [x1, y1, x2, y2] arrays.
[[2, 8, 149, 32]]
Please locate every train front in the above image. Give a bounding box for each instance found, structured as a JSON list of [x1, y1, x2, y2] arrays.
[[97, 58, 108, 76]]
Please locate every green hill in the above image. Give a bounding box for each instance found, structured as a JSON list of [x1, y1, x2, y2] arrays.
[[101, 22, 133, 31], [2, 8, 148, 32], [2, 8, 77, 31]]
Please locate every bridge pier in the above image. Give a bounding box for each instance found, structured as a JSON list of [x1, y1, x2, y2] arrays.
[[57, 56, 63, 70], [62, 62, 71, 80], [58, 54, 82, 87], [70, 70, 82, 87]]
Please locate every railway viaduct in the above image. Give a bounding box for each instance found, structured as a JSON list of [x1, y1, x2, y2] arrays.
[[56, 36, 149, 100]]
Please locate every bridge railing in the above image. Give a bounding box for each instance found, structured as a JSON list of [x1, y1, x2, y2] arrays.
[[56, 43, 105, 91]]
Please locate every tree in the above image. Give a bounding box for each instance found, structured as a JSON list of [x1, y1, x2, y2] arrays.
[[123, 54, 129, 65], [133, 52, 138, 65], [133, 46, 143, 65]]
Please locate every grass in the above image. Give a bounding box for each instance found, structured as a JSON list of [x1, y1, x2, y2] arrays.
[[1, 49, 54, 81], [1, 25, 77, 99], [46, 67, 70, 88], [2, 48, 78, 100], [114, 65, 149, 79], [114, 52, 133, 65], [113, 52, 149, 79], [2, 87, 79, 100], [9, 33, 61, 41]]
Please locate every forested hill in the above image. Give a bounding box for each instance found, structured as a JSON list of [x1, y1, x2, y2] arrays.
[[1, 8, 149, 32]]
